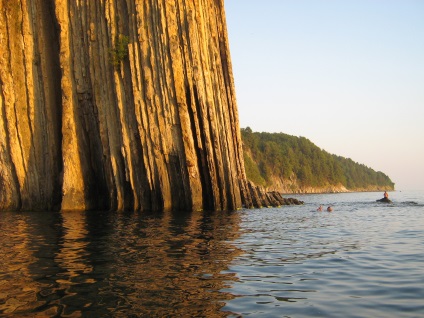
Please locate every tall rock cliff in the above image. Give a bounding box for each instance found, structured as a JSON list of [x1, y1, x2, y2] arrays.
[[0, 0, 252, 212]]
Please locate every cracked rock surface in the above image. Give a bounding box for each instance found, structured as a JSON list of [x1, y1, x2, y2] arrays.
[[0, 0, 253, 212]]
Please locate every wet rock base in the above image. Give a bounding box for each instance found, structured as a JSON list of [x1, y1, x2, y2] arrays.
[[246, 181, 304, 208]]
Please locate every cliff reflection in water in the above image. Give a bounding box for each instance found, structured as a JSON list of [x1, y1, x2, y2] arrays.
[[0, 210, 243, 317]]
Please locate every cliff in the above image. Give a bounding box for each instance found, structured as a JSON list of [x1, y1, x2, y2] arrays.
[[0, 0, 253, 212]]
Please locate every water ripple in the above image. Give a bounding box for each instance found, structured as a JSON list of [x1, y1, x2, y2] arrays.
[[222, 191, 424, 317], [1, 191, 423, 317]]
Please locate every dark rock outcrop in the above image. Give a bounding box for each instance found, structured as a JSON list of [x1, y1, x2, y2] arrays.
[[376, 197, 392, 203]]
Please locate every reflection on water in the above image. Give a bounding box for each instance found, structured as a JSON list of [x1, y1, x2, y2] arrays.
[[0, 210, 242, 317], [1, 191, 424, 317]]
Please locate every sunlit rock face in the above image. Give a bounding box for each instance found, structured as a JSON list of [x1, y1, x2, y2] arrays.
[[0, 0, 252, 212]]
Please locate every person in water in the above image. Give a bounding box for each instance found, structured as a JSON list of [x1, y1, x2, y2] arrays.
[[317, 205, 323, 211], [327, 206, 333, 212], [384, 191, 389, 199]]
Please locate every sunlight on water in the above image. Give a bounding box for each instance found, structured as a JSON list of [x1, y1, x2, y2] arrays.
[[0, 211, 242, 317], [0, 191, 423, 317]]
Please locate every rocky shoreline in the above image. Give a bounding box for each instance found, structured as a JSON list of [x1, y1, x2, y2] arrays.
[[246, 181, 304, 208], [262, 175, 394, 195], [243, 180, 395, 209]]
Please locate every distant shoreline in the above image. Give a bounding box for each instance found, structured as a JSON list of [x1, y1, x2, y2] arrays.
[[281, 189, 394, 195]]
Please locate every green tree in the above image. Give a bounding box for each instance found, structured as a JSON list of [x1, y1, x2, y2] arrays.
[[241, 128, 394, 190]]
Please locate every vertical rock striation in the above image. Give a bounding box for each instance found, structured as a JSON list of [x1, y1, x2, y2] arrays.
[[0, 1, 62, 211], [0, 0, 252, 212]]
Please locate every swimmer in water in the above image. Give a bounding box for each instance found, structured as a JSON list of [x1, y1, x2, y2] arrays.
[[327, 206, 333, 212], [317, 205, 323, 211]]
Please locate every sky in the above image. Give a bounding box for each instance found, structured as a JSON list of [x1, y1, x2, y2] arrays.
[[224, 0, 424, 191]]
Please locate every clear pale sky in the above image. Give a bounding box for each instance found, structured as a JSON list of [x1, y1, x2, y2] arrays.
[[224, 0, 424, 191]]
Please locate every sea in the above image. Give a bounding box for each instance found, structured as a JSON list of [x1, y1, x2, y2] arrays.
[[1, 190, 423, 317]]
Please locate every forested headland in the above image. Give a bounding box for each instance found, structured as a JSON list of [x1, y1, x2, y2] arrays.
[[241, 127, 395, 193]]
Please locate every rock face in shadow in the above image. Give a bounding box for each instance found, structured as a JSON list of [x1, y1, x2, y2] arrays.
[[0, 0, 252, 212]]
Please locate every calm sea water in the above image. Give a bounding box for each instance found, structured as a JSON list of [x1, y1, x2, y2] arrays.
[[1, 191, 423, 317]]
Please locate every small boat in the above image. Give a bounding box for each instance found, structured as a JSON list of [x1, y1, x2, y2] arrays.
[[376, 197, 392, 203]]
